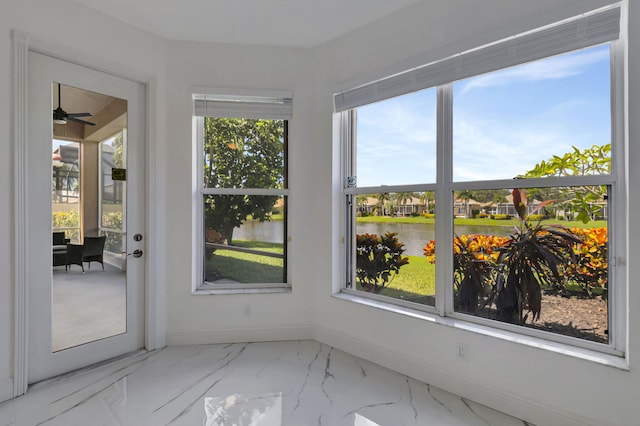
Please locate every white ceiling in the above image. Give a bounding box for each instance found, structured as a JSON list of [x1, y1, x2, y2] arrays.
[[73, 0, 421, 48]]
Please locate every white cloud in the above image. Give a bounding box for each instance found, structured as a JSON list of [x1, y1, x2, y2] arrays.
[[458, 47, 608, 94], [452, 116, 579, 181], [356, 97, 437, 186]]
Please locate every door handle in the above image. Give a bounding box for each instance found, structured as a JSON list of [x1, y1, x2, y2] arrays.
[[128, 249, 143, 258]]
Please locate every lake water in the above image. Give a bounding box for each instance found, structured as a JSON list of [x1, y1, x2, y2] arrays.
[[235, 220, 514, 257], [356, 222, 514, 256]]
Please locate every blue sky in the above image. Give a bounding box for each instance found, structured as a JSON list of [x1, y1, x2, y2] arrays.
[[356, 43, 611, 187]]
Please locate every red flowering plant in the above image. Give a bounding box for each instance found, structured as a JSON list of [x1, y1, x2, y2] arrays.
[[424, 234, 509, 313], [567, 227, 608, 297], [356, 232, 409, 293]]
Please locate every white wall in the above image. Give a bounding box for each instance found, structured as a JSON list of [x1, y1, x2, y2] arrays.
[[162, 41, 317, 344], [3, 0, 640, 424], [311, 1, 640, 425], [0, 0, 166, 400]]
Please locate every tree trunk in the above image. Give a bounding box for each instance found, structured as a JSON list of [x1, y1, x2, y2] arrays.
[[221, 224, 235, 247]]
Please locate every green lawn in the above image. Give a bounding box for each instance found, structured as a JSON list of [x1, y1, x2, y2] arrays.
[[356, 255, 436, 305], [356, 215, 607, 229], [206, 240, 285, 283]]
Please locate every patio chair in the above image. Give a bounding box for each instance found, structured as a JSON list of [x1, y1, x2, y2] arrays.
[[52, 231, 66, 246], [53, 232, 69, 268], [66, 243, 84, 272], [82, 236, 106, 270]]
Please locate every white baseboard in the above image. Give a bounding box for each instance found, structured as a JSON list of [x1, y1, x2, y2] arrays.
[[165, 325, 313, 346], [313, 325, 597, 426], [0, 378, 14, 403]]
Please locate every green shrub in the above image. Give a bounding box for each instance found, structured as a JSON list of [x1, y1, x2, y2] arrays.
[[102, 212, 123, 229], [422, 213, 435, 219], [52, 210, 79, 228], [528, 213, 546, 222], [52, 210, 80, 242], [490, 214, 511, 220], [478, 213, 489, 218], [356, 232, 409, 293]]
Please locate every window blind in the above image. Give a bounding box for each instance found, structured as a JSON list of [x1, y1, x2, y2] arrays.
[[194, 94, 293, 120], [334, 6, 620, 112]]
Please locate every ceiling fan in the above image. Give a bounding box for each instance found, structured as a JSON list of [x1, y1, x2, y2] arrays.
[[53, 83, 96, 126]]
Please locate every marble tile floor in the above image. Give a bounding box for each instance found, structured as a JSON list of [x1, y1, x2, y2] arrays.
[[0, 341, 532, 426]]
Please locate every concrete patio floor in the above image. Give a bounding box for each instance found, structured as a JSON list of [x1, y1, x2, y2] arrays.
[[52, 263, 126, 352]]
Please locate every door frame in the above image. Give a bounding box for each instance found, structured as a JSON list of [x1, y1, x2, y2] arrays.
[[11, 30, 162, 397]]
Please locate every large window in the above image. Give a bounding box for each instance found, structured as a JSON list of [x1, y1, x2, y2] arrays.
[[194, 92, 291, 292], [52, 140, 81, 243], [338, 7, 623, 353]]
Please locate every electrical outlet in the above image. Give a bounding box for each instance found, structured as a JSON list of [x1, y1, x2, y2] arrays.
[[243, 305, 252, 317], [456, 343, 469, 361]]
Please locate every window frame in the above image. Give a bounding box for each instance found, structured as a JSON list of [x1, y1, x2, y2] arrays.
[[193, 90, 292, 294], [339, 8, 626, 356]]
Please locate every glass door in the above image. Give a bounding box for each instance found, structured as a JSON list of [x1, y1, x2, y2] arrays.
[[29, 52, 145, 383]]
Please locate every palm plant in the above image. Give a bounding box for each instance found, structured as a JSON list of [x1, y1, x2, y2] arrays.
[[419, 191, 435, 214], [493, 189, 581, 323], [394, 192, 417, 216], [456, 190, 475, 217]]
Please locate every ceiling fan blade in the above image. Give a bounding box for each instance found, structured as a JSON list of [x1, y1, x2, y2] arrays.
[[66, 112, 92, 118], [68, 117, 96, 126]]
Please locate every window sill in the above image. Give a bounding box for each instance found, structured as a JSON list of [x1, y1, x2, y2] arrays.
[[333, 292, 629, 371], [193, 284, 291, 295]]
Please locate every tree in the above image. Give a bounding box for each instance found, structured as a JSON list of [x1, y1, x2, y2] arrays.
[[521, 144, 610, 223], [419, 191, 434, 214], [375, 192, 391, 216], [203, 118, 285, 245], [394, 192, 416, 216], [455, 190, 474, 217], [356, 195, 370, 216]]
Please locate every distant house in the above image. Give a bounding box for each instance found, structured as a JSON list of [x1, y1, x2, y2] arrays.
[[395, 196, 428, 216], [453, 198, 482, 217], [489, 194, 545, 217], [356, 196, 429, 217]]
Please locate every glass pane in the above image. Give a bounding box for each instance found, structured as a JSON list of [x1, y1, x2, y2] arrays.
[[204, 195, 286, 284], [453, 44, 611, 182], [51, 83, 128, 352], [355, 88, 437, 187], [449, 187, 608, 344], [203, 118, 286, 189], [354, 191, 435, 306], [101, 133, 125, 255], [52, 140, 80, 243]]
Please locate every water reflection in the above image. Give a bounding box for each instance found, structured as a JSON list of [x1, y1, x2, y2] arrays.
[[235, 220, 514, 257], [353, 413, 382, 426]]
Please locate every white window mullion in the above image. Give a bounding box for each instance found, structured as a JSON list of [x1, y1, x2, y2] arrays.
[[610, 32, 626, 353], [344, 110, 357, 289], [203, 187, 289, 196], [450, 175, 615, 190], [435, 84, 454, 316], [344, 183, 438, 195], [195, 116, 205, 291]]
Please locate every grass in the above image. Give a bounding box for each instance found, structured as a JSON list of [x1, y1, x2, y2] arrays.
[[206, 240, 284, 283], [356, 215, 607, 229], [356, 255, 436, 305]]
